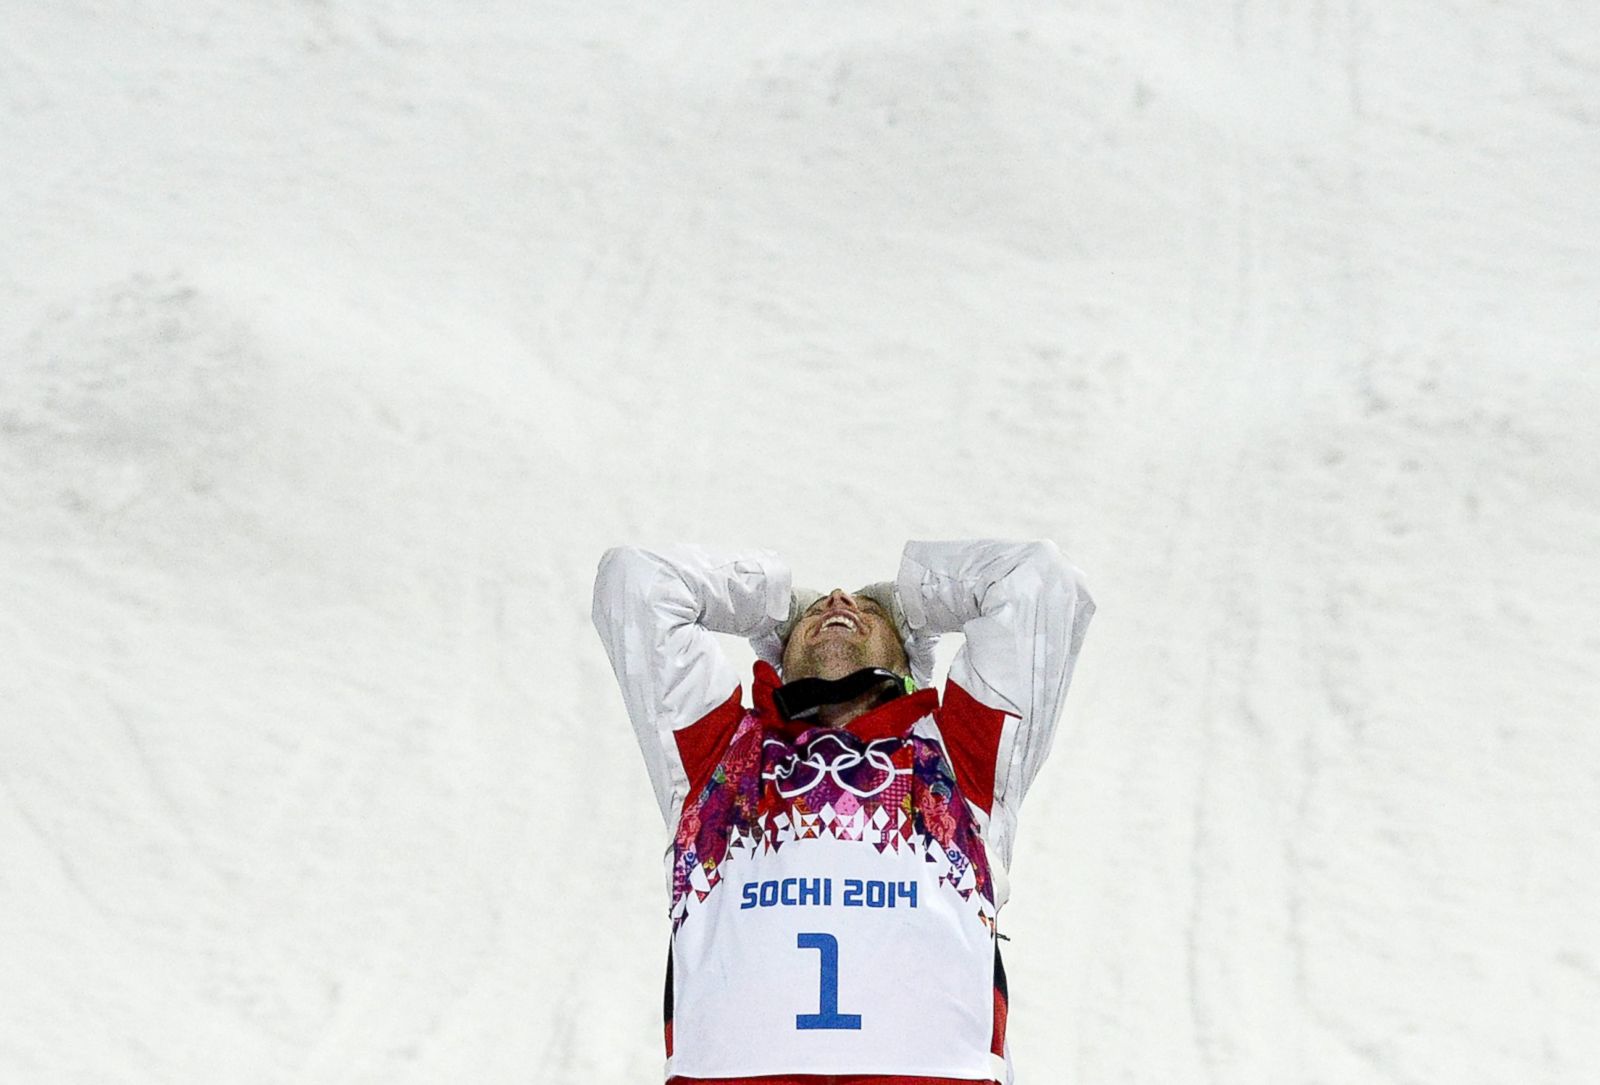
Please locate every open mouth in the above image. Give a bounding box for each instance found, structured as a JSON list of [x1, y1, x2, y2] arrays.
[[818, 613, 861, 634]]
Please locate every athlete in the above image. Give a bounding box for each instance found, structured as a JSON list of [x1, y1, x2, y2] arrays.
[[592, 540, 1094, 1084]]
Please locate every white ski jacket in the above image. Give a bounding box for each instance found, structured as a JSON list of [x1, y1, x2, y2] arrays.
[[593, 540, 1094, 1084]]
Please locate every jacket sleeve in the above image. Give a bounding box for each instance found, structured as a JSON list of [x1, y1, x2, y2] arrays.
[[592, 545, 793, 826], [896, 539, 1094, 867]]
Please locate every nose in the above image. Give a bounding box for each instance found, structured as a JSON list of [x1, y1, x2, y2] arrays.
[[824, 588, 857, 609]]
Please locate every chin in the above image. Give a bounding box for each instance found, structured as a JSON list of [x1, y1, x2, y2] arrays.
[[793, 645, 867, 682]]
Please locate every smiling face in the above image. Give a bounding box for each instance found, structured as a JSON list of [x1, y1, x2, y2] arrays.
[[780, 588, 909, 682]]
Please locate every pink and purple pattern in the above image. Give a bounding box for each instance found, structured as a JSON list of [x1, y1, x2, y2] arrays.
[[669, 712, 994, 930]]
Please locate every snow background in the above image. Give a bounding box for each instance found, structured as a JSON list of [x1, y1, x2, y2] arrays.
[[3, 2, 1598, 1082]]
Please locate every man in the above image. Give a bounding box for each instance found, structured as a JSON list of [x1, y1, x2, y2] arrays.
[[592, 540, 1094, 1084]]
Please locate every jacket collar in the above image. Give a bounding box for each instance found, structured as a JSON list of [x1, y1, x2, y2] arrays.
[[752, 660, 939, 742]]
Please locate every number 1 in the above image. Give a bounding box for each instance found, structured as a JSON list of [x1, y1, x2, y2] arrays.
[[795, 932, 862, 1030]]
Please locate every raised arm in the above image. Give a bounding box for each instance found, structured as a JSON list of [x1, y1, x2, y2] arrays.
[[897, 539, 1094, 867], [592, 545, 792, 825]]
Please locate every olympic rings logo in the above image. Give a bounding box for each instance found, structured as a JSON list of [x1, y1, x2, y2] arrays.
[[762, 733, 912, 799]]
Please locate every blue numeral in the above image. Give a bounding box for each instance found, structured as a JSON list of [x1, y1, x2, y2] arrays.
[[795, 932, 862, 1030]]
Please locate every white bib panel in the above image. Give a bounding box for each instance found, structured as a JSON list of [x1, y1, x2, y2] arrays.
[[668, 836, 996, 1079]]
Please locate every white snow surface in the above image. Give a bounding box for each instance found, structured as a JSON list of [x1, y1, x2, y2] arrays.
[[3, 3, 1598, 1083]]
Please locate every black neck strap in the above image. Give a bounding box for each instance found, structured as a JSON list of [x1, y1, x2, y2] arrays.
[[772, 667, 907, 722]]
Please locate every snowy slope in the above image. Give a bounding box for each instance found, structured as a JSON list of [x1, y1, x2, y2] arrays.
[[3, 3, 1598, 1083]]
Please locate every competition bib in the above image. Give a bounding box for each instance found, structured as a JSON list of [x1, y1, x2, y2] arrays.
[[665, 717, 1002, 1080], [670, 837, 996, 1078]]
